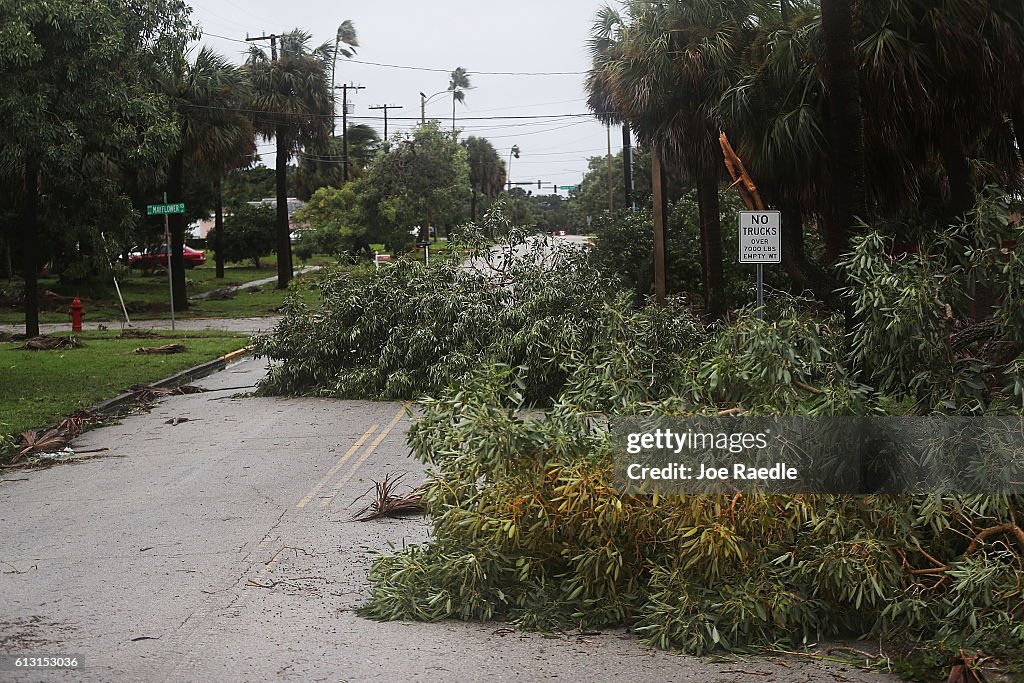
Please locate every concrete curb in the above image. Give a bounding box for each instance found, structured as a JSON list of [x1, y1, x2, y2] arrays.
[[89, 346, 252, 418]]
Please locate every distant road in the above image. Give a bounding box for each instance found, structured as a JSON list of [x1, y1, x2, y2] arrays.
[[460, 232, 590, 277], [0, 316, 279, 337]]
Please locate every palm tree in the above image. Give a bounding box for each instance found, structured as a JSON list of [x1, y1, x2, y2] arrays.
[[293, 124, 381, 200], [819, 0, 866, 263], [449, 66, 471, 134], [245, 27, 355, 289], [463, 136, 507, 222], [330, 20, 359, 118], [587, 0, 763, 315], [718, 5, 848, 304], [161, 46, 253, 308]]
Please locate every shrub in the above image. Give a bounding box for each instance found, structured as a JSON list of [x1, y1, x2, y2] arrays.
[[841, 189, 1024, 414], [590, 190, 787, 308], [209, 203, 276, 268]]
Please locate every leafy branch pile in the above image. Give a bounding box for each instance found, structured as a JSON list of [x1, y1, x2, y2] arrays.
[[360, 367, 1024, 674], [254, 221, 625, 403], [255, 201, 1024, 675]]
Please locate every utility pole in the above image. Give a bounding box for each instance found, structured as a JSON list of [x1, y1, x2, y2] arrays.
[[606, 123, 614, 212], [369, 104, 403, 140], [622, 122, 634, 210], [335, 83, 365, 182], [245, 32, 278, 60], [420, 92, 426, 125]]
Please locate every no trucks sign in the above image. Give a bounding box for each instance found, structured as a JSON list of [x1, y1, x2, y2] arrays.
[[738, 211, 781, 264]]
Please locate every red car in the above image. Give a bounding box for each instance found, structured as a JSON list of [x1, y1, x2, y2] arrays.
[[128, 246, 206, 269]]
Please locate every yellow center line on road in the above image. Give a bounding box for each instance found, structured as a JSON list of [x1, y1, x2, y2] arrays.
[[296, 424, 379, 509], [318, 403, 410, 510]]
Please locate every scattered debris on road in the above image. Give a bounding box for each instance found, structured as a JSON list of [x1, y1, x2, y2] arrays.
[[352, 473, 426, 521], [58, 409, 103, 437], [4, 418, 110, 469], [164, 417, 193, 426], [129, 384, 206, 404], [16, 428, 68, 459]]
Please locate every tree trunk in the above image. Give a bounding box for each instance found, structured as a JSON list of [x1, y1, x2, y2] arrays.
[[0, 230, 11, 280], [167, 151, 189, 310], [275, 126, 292, 289], [622, 123, 634, 209], [780, 201, 843, 309], [780, 0, 793, 24], [697, 171, 725, 316], [1011, 104, 1024, 166], [651, 150, 667, 303], [23, 156, 39, 338], [471, 189, 477, 223], [821, 0, 866, 264], [214, 176, 225, 279], [939, 126, 974, 219]]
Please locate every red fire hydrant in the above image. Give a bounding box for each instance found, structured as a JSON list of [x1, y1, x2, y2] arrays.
[[69, 297, 85, 332]]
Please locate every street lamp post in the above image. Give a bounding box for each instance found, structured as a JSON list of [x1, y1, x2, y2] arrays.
[[419, 89, 449, 125], [507, 145, 520, 191]]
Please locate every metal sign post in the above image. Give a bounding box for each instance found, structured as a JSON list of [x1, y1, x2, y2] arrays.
[[738, 210, 781, 319], [415, 239, 430, 265], [147, 199, 186, 331]]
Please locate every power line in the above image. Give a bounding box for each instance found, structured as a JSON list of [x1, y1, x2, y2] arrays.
[[484, 121, 592, 139], [175, 101, 610, 123], [201, 31, 587, 76], [348, 58, 585, 76]]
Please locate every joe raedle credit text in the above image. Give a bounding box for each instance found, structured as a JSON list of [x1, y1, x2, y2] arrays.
[[614, 421, 798, 491], [623, 428, 797, 483], [609, 416, 1024, 495]]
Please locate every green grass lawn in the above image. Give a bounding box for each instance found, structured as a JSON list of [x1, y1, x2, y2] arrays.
[[0, 259, 328, 325], [0, 329, 248, 436]]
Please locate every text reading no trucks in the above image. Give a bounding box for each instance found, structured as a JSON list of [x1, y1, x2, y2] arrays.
[[738, 210, 781, 263]]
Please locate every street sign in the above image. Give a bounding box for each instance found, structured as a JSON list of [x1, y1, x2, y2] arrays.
[[738, 210, 781, 263], [559, 185, 577, 191], [739, 210, 781, 319], [147, 203, 185, 216]]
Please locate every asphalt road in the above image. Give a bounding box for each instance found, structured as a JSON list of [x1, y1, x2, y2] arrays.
[[0, 347, 901, 683]]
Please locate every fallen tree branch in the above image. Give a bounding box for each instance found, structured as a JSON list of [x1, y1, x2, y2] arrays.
[[134, 344, 187, 355], [19, 336, 84, 351], [352, 473, 426, 521], [129, 384, 206, 404], [967, 523, 1024, 554]]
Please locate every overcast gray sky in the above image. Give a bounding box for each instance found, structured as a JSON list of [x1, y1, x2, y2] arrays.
[[186, 0, 623, 195]]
